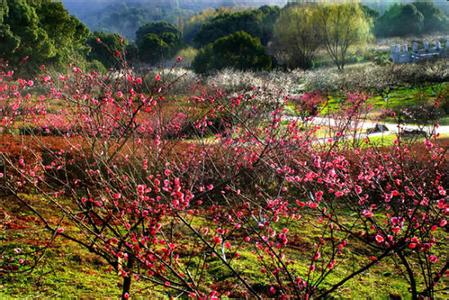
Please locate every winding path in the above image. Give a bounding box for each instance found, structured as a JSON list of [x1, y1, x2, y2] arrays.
[[283, 115, 449, 140]]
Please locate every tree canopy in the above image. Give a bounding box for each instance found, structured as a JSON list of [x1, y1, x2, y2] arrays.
[[136, 22, 181, 64], [182, 7, 236, 45], [315, 3, 371, 70], [375, 4, 424, 37], [271, 4, 322, 70], [0, 0, 89, 72], [192, 31, 272, 74], [375, 1, 449, 37], [413, 1, 449, 34], [193, 6, 280, 48], [87, 32, 127, 69]]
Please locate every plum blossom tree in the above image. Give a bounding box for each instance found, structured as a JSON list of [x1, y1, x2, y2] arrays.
[[1, 58, 448, 299]]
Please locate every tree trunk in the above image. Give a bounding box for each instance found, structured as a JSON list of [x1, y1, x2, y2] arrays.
[[398, 251, 418, 300], [121, 254, 134, 300]]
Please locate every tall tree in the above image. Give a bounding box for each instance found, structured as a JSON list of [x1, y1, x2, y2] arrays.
[[0, 0, 89, 73], [271, 4, 321, 70], [0, 0, 19, 58], [316, 3, 371, 70], [182, 7, 235, 45], [413, 1, 449, 34], [136, 21, 180, 45], [36, 1, 90, 63]]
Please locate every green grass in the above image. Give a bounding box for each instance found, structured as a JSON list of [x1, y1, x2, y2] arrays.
[[368, 85, 443, 109], [318, 83, 449, 117], [0, 196, 163, 299], [2, 194, 449, 299], [284, 102, 300, 116]]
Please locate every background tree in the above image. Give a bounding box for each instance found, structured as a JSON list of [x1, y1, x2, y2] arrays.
[[316, 3, 371, 70], [36, 1, 90, 64], [193, 10, 261, 48], [125, 43, 139, 66], [361, 4, 379, 20], [138, 33, 171, 65], [375, 4, 424, 37], [0, 0, 89, 74], [87, 32, 127, 69], [0, 0, 19, 59], [63, 0, 244, 40], [135, 21, 180, 44], [256, 5, 281, 46], [271, 4, 321, 70], [193, 6, 279, 48], [136, 22, 181, 65], [182, 7, 235, 45], [192, 31, 272, 74], [413, 1, 449, 34]]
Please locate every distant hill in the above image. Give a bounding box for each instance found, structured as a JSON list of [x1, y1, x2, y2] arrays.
[[62, 0, 287, 40]]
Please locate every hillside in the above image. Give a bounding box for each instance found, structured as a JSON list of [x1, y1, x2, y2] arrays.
[[62, 0, 287, 39]]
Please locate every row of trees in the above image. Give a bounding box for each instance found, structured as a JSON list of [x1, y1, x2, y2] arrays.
[[2, 0, 449, 75], [270, 2, 370, 70], [83, 6, 281, 73], [190, 3, 371, 73], [375, 1, 449, 37], [83, 4, 371, 73], [185, 1, 449, 72], [0, 0, 183, 73], [0, 0, 279, 74]]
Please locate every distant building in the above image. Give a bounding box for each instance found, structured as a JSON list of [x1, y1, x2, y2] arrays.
[[390, 40, 448, 64]]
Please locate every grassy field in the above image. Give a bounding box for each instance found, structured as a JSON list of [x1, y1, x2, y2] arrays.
[[2, 193, 449, 299], [318, 83, 449, 117]]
